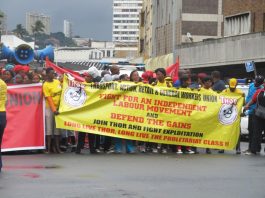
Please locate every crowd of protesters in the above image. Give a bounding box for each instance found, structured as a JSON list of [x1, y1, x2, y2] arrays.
[[0, 62, 265, 172]]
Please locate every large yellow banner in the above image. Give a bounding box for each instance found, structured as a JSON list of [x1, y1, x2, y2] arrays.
[[56, 75, 244, 150]]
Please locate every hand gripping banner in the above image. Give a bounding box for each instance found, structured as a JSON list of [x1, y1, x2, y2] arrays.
[[56, 75, 244, 150]]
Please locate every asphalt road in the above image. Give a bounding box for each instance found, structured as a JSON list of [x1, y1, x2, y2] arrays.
[[1, 143, 265, 198]]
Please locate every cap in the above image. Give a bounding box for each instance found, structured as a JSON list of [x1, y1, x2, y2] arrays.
[[229, 78, 237, 88]]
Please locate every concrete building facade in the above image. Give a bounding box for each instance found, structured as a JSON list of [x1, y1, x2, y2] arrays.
[[55, 47, 104, 63], [223, 0, 265, 36], [63, 20, 72, 38], [139, 0, 153, 59], [26, 12, 51, 35], [151, 0, 223, 57], [112, 0, 143, 58]]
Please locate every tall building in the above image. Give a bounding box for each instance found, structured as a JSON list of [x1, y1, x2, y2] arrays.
[[64, 20, 72, 38], [26, 12, 51, 35], [112, 0, 143, 58], [0, 10, 7, 35]]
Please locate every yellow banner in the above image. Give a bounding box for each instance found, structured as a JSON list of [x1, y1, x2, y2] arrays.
[[56, 75, 244, 150]]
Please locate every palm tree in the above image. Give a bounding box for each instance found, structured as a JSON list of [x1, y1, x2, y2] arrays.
[[13, 24, 28, 38], [0, 12, 4, 38], [31, 20, 45, 41], [31, 20, 45, 35]]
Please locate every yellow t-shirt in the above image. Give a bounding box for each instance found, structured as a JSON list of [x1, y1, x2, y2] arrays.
[[156, 81, 172, 87], [0, 79, 7, 112], [222, 88, 244, 96], [43, 79, 62, 108]]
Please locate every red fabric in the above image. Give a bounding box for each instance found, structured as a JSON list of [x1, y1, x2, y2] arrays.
[[252, 89, 264, 103], [45, 59, 84, 82], [141, 70, 154, 83], [13, 65, 30, 73], [2, 84, 45, 151], [166, 57, 179, 82]]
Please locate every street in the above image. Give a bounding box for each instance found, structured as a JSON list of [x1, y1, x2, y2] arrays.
[[0, 143, 265, 198]]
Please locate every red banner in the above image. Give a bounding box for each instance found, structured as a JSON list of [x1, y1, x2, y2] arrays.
[[45, 59, 85, 82], [2, 84, 45, 152]]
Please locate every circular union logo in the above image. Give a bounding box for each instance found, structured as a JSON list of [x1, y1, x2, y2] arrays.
[[64, 87, 87, 107], [218, 104, 238, 125]]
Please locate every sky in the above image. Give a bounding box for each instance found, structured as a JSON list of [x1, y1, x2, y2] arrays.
[[1, 0, 113, 40]]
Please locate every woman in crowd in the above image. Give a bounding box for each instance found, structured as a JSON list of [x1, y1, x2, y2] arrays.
[[151, 68, 172, 154], [200, 76, 215, 154], [43, 68, 62, 154], [2, 70, 15, 85], [23, 73, 33, 84], [130, 70, 141, 83], [32, 73, 42, 83]]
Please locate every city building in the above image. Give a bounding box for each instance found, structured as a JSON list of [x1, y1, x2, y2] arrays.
[[139, 0, 153, 59], [26, 12, 51, 35], [223, 0, 265, 36], [112, 0, 143, 58], [63, 20, 72, 38], [91, 41, 115, 58], [140, 0, 223, 70], [151, 0, 222, 57], [174, 0, 265, 78], [55, 47, 104, 63], [0, 10, 7, 35]]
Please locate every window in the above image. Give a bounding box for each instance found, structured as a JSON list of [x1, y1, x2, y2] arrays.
[[224, 12, 251, 36]]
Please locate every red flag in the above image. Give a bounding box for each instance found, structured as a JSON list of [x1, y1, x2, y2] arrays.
[[166, 57, 179, 82], [45, 59, 84, 82]]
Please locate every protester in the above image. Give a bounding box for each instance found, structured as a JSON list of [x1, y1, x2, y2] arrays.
[[2, 70, 15, 85], [76, 72, 101, 154], [176, 75, 195, 154], [0, 77, 7, 172], [14, 74, 24, 84], [244, 76, 265, 155], [43, 68, 62, 154], [101, 66, 120, 153], [152, 68, 172, 153], [23, 73, 33, 84], [242, 75, 264, 154], [189, 73, 200, 89], [130, 70, 141, 82], [32, 73, 41, 83], [222, 78, 245, 154], [197, 72, 207, 87], [211, 71, 226, 92], [201, 76, 215, 154], [119, 74, 130, 81]]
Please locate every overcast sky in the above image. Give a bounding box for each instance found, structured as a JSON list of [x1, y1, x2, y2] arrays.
[[1, 0, 113, 40]]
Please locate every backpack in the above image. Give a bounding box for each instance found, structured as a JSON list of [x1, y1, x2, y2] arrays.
[[255, 91, 265, 119]]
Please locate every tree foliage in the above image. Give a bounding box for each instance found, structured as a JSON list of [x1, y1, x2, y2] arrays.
[[31, 20, 45, 35], [13, 24, 28, 38]]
